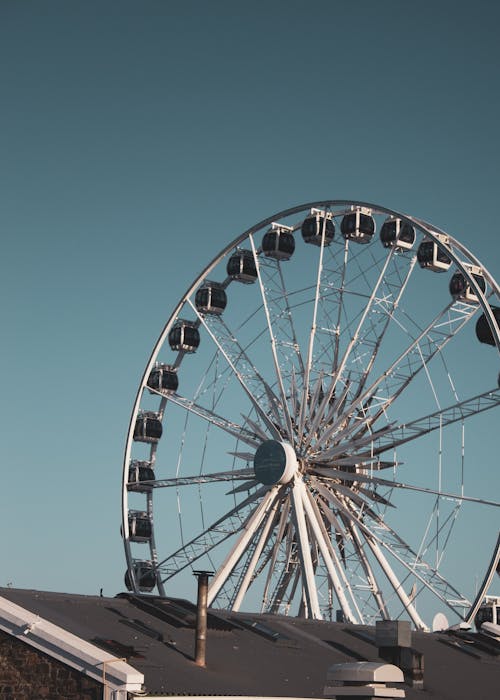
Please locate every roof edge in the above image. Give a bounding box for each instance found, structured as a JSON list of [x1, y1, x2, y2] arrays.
[[0, 594, 144, 695]]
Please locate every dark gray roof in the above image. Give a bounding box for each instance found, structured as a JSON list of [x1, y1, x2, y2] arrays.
[[1, 587, 499, 699]]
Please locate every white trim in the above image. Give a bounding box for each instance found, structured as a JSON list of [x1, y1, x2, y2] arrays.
[[0, 595, 144, 698]]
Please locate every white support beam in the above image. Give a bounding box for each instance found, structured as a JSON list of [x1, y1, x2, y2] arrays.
[[208, 487, 279, 605], [291, 478, 322, 619], [299, 480, 359, 624], [232, 497, 281, 612], [362, 536, 429, 632]]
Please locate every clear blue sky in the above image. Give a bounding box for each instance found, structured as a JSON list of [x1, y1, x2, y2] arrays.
[[1, 1, 498, 616]]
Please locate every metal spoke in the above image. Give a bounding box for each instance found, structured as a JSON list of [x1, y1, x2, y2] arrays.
[[342, 517, 390, 620], [313, 387, 500, 464], [136, 468, 255, 490], [157, 487, 267, 580], [351, 255, 418, 402], [291, 478, 322, 618], [257, 251, 306, 380], [208, 486, 280, 605], [332, 238, 349, 376], [301, 483, 361, 623], [298, 214, 330, 443], [268, 561, 299, 615], [324, 245, 397, 410], [161, 391, 261, 448], [249, 233, 294, 440], [312, 299, 480, 453], [311, 476, 470, 619], [186, 297, 283, 440], [311, 467, 500, 508], [231, 495, 282, 611], [261, 496, 292, 612], [360, 530, 428, 631]]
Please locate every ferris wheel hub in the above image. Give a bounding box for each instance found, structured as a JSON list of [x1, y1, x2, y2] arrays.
[[253, 440, 298, 485]]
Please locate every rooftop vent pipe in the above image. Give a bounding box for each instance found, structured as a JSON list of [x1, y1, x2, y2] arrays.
[[193, 570, 213, 667]]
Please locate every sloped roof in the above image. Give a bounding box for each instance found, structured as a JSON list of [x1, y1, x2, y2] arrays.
[[1, 587, 499, 699]]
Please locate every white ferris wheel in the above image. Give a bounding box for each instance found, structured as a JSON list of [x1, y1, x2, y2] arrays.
[[121, 200, 500, 631]]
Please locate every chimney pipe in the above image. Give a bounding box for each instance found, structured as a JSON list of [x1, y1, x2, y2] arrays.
[[193, 570, 213, 667]]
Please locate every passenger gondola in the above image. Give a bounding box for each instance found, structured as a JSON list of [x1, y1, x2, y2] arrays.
[[128, 511, 152, 542], [124, 562, 156, 592], [475, 306, 500, 346], [168, 320, 200, 353], [341, 209, 375, 243], [380, 217, 416, 250], [449, 267, 486, 303], [416, 236, 452, 272], [128, 461, 155, 492], [147, 364, 178, 394], [195, 281, 227, 315], [301, 213, 335, 246], [133, 412, 163, 443], [449, 265, 486, 303], [262, 225, 295, 260], [226, 249, 258, 283]]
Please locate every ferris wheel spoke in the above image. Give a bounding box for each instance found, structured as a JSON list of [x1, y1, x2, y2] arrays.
[[359, 511, 470, 616], [163, 391, 261, 448], [312, 467, 500, 508], [301, 482, 361, 623], [289, 366, 302, 425], [226, 478, 260, 495], [242, 414, 270, 442], [313, 387, 500, 466], [330, 238, 349, 378], [297, 216, 330, 443], [190, 301, 283, 426], [312, 475, 384, 518], [291, 478, 322, 618], [359, 387, 500, 458], [138, 468, 255, 490], [360, 531, 428, 631], [208, 486, 280, 605], [304, 378, 353, 452], [311, 418, 396, 462], [157, 486, 268, 581], [257, 251, 306, 378], [249, 234, 294, 440], [276, 261, 306, 375], [313, 476, 470, 621], [312, 299, 480, 453], [350, 254, 418, 403], [316, 483, 430, 630], [186, 297, 284, 440], [325, 246, 397, 405], [341, 516, 390, 621], [261, 496, 292, 612], [307, 372, 327, 426], [268, 561, 299, 615], [353, 302, 483, 434], [231, 495, 282, 611]]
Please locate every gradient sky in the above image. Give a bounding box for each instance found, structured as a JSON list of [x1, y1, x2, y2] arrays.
[[1, 1, 499, 617]]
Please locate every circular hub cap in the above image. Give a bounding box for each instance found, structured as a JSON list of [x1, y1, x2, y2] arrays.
[[253, 440, 298, 485]]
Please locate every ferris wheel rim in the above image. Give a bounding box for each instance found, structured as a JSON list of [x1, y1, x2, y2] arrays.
[[121, 199, 500, 623]]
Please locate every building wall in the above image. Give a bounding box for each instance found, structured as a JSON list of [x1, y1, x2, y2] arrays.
[[0, 630, 103, 700]]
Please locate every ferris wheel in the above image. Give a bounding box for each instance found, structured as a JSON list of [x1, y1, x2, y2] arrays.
[[121, 200, 500, 631]]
